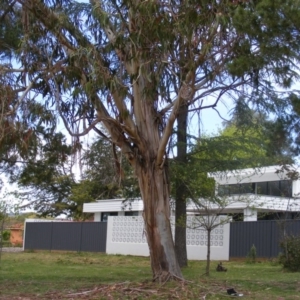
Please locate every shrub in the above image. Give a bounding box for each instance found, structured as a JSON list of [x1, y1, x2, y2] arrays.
[[279, 235, 300, 272], [246, 244, 256, 263], [1, 230, 10, 241]]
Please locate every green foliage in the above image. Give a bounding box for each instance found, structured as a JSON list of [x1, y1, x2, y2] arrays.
[[226, 107, 294, 164], [15, 132, 75, 217], [69, 179, 122, 220], [1, 0, 299, 201], [181, 122, 278, 202], [13, 132, 140, 219], [80, 137, 140, 198], [1, 230, 10, 241], [246, 244, 257, 264], [279, 235, 300, 271], [0, 1, 22, 57], [1, 0, 300, 277]]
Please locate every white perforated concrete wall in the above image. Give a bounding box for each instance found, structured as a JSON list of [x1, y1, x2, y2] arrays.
[[106, 216, 230, 260]]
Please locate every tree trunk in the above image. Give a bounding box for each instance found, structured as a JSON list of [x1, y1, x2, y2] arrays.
[[136, 160, 183, 281], [206, 228, 211, 276], [175, 198, 187, 268], [121, 36, 185, 281], [175, 103, 188, 268]]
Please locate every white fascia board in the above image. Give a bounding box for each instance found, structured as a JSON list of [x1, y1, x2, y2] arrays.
[[83, 198, 143, 213], [186, 194, 300, 213], [209, 165, 300, 185]]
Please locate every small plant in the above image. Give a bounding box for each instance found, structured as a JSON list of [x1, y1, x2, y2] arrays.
[[246, 244, 257, 263], [279, 235, 300, 272], [25, 249, 35, 253], [1, 230, 10, 241]]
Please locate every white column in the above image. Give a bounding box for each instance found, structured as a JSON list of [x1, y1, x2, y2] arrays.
[[292, 180, 300, 197], [94, 212, 101, 221], [243, 207, 257, 221]]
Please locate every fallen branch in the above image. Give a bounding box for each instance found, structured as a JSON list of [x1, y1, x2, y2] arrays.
[[123, 287, 157, 294], [66, 288, 99, 297]]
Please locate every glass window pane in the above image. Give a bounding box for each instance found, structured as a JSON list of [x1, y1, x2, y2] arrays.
[[280, 180, 292, 197], [268, 181, 281, 196], [101, 212, 118, 222], [239, 183, 255, 194], [125, 211, 139, 216], [257, 182, 268, 195], [229, 184, 240, 194], [218, 185, 230, 196], [101, 213, 109, 222]]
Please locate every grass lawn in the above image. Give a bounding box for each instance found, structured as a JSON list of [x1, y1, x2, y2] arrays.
[[0, 251, 300, 299]]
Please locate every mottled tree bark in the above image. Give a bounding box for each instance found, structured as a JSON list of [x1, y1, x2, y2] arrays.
[[137, 161, 182, 281]]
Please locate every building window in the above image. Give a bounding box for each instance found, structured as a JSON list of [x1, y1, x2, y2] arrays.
[[257, 180, 292, 197], [125, 211, 139, 216], [280, 180, 292, 197], [218, 183, 255, 196], [239, 183, 255, 194], [256, 182, 268, 195], [101, 212, 118, 222], [268, 181, 281, 197], [218, 185, 230, 196], [219, 180, 292, 198]]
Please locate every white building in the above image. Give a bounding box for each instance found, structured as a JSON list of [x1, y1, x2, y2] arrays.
[[83, 198, 144, 222], [83, 165, 300, 222], [208, 165, 300, 221]]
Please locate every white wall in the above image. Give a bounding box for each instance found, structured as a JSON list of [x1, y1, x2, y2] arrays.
[[106, 216, 230, 261], [94, 212, 101, 221], [84, 198, 144, 213], [106, 216, 149, 256]]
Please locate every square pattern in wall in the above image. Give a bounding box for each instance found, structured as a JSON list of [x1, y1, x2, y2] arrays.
[[110, 216, 226, 247], [112, 216, 147, 243]]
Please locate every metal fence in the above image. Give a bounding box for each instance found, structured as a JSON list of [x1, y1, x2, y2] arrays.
[[24, 222, 107, 252], [24, 219, 300, 258], [229, 219, 300, 258]]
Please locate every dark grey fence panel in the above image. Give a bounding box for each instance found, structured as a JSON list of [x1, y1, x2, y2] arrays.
[[80, 222, 107, 252], [24, 222, 53, 250], [25, 219, 300, 257], [51, 222, 82, 251], [230, 221, 275, 258], [230, 220, 300, 258], [24, 222, 107, 252], [280, 220, 300, 237]]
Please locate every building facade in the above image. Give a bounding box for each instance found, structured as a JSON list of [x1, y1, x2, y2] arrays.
[[83, 165, 300, 222]]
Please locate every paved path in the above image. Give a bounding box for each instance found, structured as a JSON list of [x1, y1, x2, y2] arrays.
[[1, 247, 23, 252]]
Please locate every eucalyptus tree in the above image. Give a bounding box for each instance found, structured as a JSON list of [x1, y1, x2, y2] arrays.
[[2, 0, 300, 280], [0, 2, 56, 177]]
